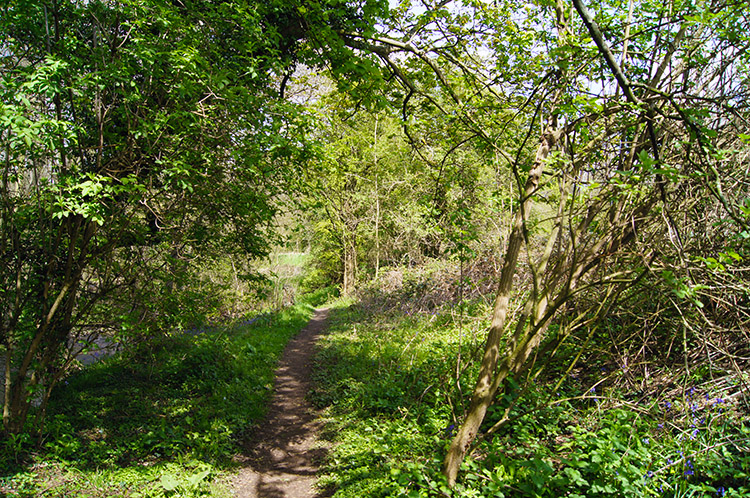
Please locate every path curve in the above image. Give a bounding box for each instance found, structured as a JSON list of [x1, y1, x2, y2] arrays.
[[232, 308, 331, 498]]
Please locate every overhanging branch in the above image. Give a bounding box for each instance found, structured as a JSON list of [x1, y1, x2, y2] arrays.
[[571, 0, 640, 106]]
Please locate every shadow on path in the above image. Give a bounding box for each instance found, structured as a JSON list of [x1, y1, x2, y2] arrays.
[[233, 308, 332, 498]]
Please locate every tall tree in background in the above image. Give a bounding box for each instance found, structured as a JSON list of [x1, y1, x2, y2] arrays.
[[302, 81, 503, 293], [303, 92, 418, 294]]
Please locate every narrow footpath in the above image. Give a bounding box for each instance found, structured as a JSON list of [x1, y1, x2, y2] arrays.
[[232, 308, 331, 498]]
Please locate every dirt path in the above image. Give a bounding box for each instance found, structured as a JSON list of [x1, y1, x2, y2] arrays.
[[232, 308, 331, 498]]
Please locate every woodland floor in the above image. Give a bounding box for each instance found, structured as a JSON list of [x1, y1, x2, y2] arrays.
[[231, 308, 332, 498]]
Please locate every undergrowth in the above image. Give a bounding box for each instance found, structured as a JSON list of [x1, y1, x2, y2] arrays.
[[313, 297, 750, 497], [0, 303, 315, 497]]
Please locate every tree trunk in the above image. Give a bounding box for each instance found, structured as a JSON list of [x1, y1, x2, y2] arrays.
[[342, 229, 357, 297], [373, 117, 381, 279], [443, 126, 562, 486]]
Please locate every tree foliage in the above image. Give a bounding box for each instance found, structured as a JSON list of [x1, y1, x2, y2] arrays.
[[2, 0, 750, 492], [327, 0, 750, 484], [0, 0, 387, 435]]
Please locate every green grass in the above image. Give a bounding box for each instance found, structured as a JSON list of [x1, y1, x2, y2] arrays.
[[311, 300, 483, 497], [5, 286, 749, 498], [273, 252, 311, 268], [0, 303, 315, 497], [299, 285, 340, 307], [310, 300, 750, 497]]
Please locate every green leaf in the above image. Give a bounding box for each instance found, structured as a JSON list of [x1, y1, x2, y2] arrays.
[[160, 473, 180, 491], [187, 468, 211, 487]]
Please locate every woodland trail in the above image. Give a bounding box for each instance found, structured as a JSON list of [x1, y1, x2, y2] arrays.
[[232, 308, 331, 498]]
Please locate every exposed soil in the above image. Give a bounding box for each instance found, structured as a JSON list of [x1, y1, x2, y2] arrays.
[[232, 308, 331, 498]]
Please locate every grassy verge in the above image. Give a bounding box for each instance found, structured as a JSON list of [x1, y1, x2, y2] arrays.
[[1, 303, 315, 497], [311, 300, 478, 497], [312, 300, 750, 497]]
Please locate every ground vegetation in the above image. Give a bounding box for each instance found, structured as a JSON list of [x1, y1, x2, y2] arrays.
[[2, 0, 750, 496]]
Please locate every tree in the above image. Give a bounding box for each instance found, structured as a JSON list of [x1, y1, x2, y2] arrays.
[[0, 0, 388, 435], [302, 91, 415, 295], [336, 0, 750, 485]]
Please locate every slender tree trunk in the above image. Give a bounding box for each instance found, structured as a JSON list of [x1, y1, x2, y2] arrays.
[[342, 228, 357, 297], [373, 116, 380, 279], [443, 126, 562, 486], [375, 175, 380, 279], [3, 346, 12, 430]]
